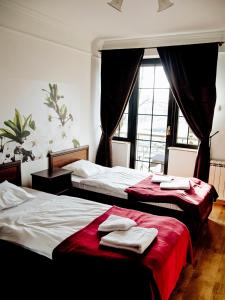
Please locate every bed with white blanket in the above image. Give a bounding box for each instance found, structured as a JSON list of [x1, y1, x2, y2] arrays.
[[49, 147, 183, 211], [48, 147, 218, 237], [0, 161, 192, 300]]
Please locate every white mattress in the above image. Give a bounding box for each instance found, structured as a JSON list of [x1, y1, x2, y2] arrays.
[[72, 166, 148, 199], [72, 166, 182, 211], [0, 187, 111, 259]]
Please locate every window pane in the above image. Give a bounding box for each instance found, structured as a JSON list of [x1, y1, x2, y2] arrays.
[[114, 113, 128, 138], [150, 141, 166, 164], [152, 116, 167, 142], [149, 163, 163, 173], [139, 66, 154, 88], [135, 140, 150, 162], [155, 66, 169, 88], [135, 161, 149, 172], [124, 103, 129, 114], [177, 116, 188, 144], [176, 109, 198, 146], [135, 62, 169, 174], [153, 89, 170, 115], [188, 129, 199, 146], [137, 115, 152, 140], [138, 89, 153, 114]]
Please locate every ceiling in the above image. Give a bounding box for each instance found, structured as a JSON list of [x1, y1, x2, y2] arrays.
[[0, 0, 225, 53]]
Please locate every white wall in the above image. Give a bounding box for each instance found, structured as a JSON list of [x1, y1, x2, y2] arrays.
[[211, 52, 225, 161], [0, 27, 92, 186], [90, 55, 101, 161]]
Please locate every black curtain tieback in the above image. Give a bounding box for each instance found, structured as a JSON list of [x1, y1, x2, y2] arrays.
[[200, 138, 210, 145]]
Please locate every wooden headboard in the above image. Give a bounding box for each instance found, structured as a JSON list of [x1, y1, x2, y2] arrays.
[[0, 161, 22, 186], [48, 145, 89, 169]]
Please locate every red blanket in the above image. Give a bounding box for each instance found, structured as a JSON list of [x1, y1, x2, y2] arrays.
[[125, 176, 218, 221], [53, 206, 192, 300]]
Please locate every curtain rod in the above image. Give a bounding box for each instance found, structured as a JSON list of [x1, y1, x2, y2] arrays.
[[98, 41, 224, 52], [98, 46, 155, 52]]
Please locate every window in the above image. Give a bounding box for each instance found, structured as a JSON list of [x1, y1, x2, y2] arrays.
[[134, 62, 170, 173], [114, 58, 198, 173], [176, 110, 199, 146], [114, 104, 129, 138]]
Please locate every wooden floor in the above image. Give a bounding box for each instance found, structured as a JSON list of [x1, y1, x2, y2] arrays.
[[170, 201, 225, 300]]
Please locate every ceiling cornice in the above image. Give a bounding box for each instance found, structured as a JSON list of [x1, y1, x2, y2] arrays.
[[101, 30, 225, 51], [2, 0, 225, 55], [0, 0, 70, 29], [0, 0, 92, 54]]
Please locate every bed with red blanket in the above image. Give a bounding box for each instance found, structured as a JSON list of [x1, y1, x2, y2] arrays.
[[48, 147, 218, 239], [125, 175, 218, 237], [0, 161, 192, 300], [53, 205, 192, 300]]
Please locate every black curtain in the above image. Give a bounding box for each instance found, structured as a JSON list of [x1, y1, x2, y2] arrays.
[[95, 48, 144, 167], [157, 43, 218, 182]]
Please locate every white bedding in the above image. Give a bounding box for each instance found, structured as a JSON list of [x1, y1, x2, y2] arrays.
[[0, 188, 111, 259], [73, 166, 151, 199], [72, 166, 182, 211]]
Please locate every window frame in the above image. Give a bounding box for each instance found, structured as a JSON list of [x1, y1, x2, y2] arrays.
[[168, 98, 199, 150], [113, 58, 198, 171]]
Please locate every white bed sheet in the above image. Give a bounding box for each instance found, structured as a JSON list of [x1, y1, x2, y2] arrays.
[[72, 166, 151, 199], [72, 166, 182, 211], [0, 188, 111, 259]]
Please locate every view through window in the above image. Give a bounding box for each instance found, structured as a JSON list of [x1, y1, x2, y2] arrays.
[[114, 59, 198, 173], [135, 64, 169, 173], [176, 110, 198, 146]]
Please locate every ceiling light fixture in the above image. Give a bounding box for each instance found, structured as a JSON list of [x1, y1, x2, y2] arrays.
[[157, 0, 174, 12], [107, 0, 174, 12], [107, 0, 123, 12]]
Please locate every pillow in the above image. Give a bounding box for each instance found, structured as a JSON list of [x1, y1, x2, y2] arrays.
[[62, 160, 105, 178], [0, 180, 35, 211]]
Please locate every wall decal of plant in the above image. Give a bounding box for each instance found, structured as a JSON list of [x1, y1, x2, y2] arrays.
[[72, 138, 80, 148], [0, 109, 35, 144], [42, 83, 73, 127], [42, 83, 80, 149], [0, 109, 36, 163]]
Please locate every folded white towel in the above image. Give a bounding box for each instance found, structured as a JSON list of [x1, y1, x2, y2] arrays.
[[100, 227, 158, 254], [98, 214, 137, 232], [160, 178, 190, 190], [151, 174, 173, 183]]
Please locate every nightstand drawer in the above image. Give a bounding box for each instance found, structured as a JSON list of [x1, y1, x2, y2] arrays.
[[31, 168, 72, 195]]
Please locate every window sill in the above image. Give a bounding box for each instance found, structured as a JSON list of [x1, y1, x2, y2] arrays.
[[168, 147, 197, 153], [112, 140, 130, 145]]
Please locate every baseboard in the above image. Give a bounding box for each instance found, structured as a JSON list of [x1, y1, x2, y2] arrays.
[[214, 199, 225, 206]]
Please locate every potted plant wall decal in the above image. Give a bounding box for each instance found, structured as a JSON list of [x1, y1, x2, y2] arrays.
[[0, 109, 36, 162], [42, 83, 80, 149]]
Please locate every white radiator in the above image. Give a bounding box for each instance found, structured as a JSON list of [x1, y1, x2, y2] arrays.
[[209, 160, 225, 200], [112, 141, 131, 167]]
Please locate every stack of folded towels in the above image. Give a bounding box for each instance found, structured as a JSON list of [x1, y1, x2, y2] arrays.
[[98, 214, 158, 254], [160, 178, 190, 190], [151, 174, 190, 190]]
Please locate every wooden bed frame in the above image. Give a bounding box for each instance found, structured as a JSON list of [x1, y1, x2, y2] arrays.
[[0, 160, 192, 299], [0, 161, 22, 185], [48, 145, 89, 169], [0, 161, 53, 296], [48, 146, 208, 239]]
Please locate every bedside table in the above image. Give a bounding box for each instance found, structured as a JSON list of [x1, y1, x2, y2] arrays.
[[31, 168, 73, 195]]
